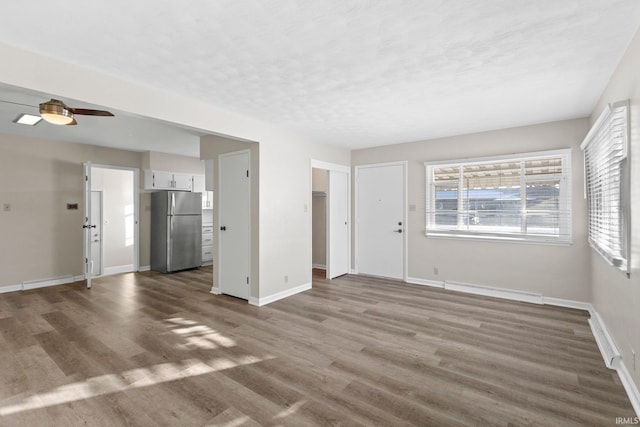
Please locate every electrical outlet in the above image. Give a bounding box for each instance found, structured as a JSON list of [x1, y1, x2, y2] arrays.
[[433, 267, 439, 275], [3, 203, 10, 212], [284, 275, 288, 283]]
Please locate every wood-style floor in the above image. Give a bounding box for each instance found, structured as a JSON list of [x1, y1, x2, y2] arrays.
[[0, 267, 634, 426]]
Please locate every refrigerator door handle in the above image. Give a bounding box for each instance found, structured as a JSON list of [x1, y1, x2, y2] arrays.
[[170, 192, 176, 215], [167, 218, 172, 271]]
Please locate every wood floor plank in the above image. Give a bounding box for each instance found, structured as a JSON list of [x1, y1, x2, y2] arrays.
[[0, 266, 634, 425]]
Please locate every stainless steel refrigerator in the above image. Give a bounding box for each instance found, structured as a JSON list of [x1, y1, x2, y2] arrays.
[[151, 191, 202, 273]]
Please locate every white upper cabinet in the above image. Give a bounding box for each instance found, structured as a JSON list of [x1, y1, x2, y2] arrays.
[[192, 174, 206, 193], [202, 190, 214, 210], [173, 173, 193, 191], [144, 170, 194, 191]]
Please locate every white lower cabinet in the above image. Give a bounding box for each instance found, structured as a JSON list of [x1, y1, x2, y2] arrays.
[[202, 224, 214, 264]]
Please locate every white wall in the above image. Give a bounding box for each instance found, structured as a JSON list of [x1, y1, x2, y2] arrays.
[[0, 42, 351, 301], [589, 28, 640, 391], [0, 133, 142, 287], [352, 118, 590, 301]]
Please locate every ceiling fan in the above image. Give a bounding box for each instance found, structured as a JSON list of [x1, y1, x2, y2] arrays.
[[39, 99, 114, 125], [1, 98, 114, 126]]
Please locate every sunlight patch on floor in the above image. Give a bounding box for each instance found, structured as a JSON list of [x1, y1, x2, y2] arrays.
[[166, 317, 237, 350], [0, 354, 272, 416]]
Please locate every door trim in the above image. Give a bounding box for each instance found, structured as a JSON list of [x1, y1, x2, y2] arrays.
[[310, 159, 351, 280], [217, 149, 251, 300], [354, 161, 408, 281]]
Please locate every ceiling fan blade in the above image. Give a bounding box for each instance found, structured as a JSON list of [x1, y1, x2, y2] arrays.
[[69, 108, 114, 117], [0, 99, 38, 109]]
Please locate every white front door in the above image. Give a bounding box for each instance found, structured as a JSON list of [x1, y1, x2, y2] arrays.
[[218, 150, 250, 300], [356, 162, 406, 280], [90, 191, 103, 277], [328, 170, 349, 279]]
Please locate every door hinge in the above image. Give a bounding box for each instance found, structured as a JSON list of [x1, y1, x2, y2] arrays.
[[85, 175, 88, 182], [246, 276, 249, 285], [246, 170, 249, 178]]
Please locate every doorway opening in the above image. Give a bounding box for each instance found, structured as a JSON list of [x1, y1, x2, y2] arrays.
[[84, 164, 139, 283], [310, 160, 351, 281]]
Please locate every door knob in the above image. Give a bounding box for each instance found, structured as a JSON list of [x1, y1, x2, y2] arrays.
[[394, 229, 403, 233], [220, 226, 226, 231], [398, 221, 403, 226]]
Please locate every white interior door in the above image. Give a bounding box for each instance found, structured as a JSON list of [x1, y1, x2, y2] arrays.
[[356, 162, 406, 280], [83, 162, 94, 288], [218, 150, 250, 300], [90, 191, 103, 277], [328, 170, 349, 279]]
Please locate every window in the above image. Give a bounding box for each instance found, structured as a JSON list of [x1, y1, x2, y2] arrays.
[[581, 100, 630, 273], [425, 149, 571, 244]]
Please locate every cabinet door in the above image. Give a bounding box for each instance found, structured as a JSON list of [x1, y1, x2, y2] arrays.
[[173, 173, 193, 191], [202, 191, 214, 209], [193, 175, 206, 193], [152, 170, 174, 189]]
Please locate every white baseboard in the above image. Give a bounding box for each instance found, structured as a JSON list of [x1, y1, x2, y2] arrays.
[[406, 277, 444, 288], [210, 287, 221, 295], [248, 282, 312, 307], [542, 297, 594, 313], [350, 269, 357, 274], [444, 280, 544, 304], [0, 284, 23, 294], [103, 264, 135, 276], [617, 359, 640, 417], [588, 309, 640, 417], [138, 265, 150, 272], [23, 275, 78, 291], [312, 264, 326, 270]]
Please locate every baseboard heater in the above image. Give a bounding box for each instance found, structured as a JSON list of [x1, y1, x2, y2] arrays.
[[444, 280, 544, 305], [588, 312, 621, 369]]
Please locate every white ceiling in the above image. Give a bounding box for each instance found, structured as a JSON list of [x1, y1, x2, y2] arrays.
[[0, 0, 639, 153]]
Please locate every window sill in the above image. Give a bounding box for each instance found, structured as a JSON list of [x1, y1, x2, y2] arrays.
[[425, 231, 572, 247]]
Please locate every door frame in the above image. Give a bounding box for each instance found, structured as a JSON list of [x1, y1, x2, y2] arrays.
[[84, 163, 140, 279], [90, 190, 104, 277], [217, 149, 251, 299], [310, 159, 351, 280], [354, 161, 408, 281]]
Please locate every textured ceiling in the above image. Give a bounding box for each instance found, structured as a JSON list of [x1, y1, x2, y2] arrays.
[[0, 0, 639, 150]]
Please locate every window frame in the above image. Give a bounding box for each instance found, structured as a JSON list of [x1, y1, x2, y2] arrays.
[[424, 148, 572, 245], [581, 99, 630, 275]]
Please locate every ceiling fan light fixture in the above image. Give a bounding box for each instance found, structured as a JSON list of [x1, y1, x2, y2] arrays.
[[40, 99, 74, 125]]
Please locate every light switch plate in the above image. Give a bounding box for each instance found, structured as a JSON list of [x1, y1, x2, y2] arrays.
[[3, 203, 10, 212]]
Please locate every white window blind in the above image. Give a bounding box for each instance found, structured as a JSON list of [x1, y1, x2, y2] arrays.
[[425, 149, 571, 244], [580, 100, 630, 273]]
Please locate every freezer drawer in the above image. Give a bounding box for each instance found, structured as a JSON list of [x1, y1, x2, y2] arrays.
[[168, 215, 202, 272]]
